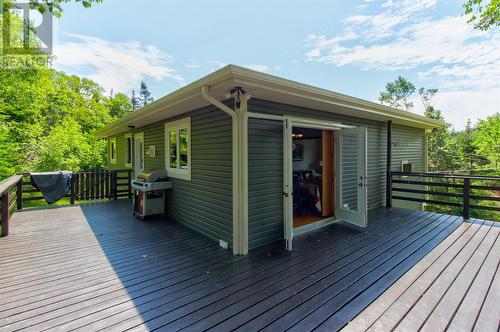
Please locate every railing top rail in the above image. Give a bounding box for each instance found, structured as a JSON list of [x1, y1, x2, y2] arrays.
[[0, 175, 22, 196], [391, 171, 500, 181]]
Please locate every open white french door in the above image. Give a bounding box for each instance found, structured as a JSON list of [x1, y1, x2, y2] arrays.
[[335, 126, 368, 228], [283, 118, 293, 251], [134, 132, 144, 175]]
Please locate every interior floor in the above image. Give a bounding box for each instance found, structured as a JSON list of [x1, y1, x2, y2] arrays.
[[293, 216, 324, 228]]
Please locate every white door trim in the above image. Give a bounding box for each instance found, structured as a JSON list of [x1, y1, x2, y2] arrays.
[[283, 118, 293, 250], [247, 112, 363, 250], [282, 117, 351, 250], [134, 132, 144, 175]]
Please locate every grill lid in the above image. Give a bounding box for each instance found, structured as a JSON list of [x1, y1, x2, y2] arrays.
[[136, 169, 167, 182]]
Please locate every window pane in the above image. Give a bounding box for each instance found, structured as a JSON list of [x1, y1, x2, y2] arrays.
[[111, 142, 115, 159], [169, 130, 177, 168], [179, 128, 188, 169]]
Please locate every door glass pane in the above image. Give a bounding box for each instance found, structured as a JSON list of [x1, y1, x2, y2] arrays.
[[169, 130, 177, 168], [179, 128, 188, 169], [341, 134, 358, 211]]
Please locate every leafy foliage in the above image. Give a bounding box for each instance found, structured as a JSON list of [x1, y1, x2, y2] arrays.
[[2, 0, 103, 18], [382, 78, 499, 220], [139, 80, 154, 107], [463, 0, 500, 30], [0, 12, 136, 180], [379, 76, 416, 111], [0, 66, 133, 178], [130, 89, 140, 111], [473, 113, 500, 168]]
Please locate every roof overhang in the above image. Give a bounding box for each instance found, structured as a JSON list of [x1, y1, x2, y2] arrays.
[[95, 65, 444, 137]]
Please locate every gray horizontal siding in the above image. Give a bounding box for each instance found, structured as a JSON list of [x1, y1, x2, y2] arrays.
[[140, 122, 165, 171], [108, 133, 133, 171], [133, 105, 233, 247], [248, 98, 426, 212], [249, 98, 387, 210], [391, 124, 426, 209], [248, 118, 284, 249]]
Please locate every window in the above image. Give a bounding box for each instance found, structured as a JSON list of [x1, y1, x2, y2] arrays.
[[165, 118, 191, 180], [109, 138, 117, 164], [125, 134, 132, 167]]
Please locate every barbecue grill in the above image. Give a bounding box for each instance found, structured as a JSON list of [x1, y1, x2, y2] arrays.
[[132, 169, 172, 218]]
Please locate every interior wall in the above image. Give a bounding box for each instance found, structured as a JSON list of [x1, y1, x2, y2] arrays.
[[293, 138, 322, 171]]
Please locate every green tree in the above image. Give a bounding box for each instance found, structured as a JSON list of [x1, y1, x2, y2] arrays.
[[473, 113, 500, 168], [139, 80, 153, 107], [0, 63, 131, 179], [418, 87, 438, 110], [107, 92, 133, 118], [2, 0, 103, 17], [379, 76, 416, 111], [463, 0, 500, 30], [459, 119, 477, 170], [424, 107, 455, 172], [130, 89, 140, 111], [31, 117, 98, 171]]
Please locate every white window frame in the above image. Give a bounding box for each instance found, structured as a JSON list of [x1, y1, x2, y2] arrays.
[[109, 137, 117, 164], [125, 134, 132, 168], [165, 117, 191, 180]]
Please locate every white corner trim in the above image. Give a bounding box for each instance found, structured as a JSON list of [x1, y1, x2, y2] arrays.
[[239, 98, 249, 255], [201, 86, 250, 255]]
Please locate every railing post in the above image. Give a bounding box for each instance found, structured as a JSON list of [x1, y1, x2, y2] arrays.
[[463, 177, 470, 220], [112, 171, 118, 200], [16, 179, 23, 210], [70, 174, 76, 205], [1, 192, 9, 236]]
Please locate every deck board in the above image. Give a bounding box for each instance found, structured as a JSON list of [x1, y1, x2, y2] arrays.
[[0, 200, 471, 331], [343, 220, 500, 332]]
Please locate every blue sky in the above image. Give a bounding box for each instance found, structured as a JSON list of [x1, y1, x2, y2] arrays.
[[52, 0, 499, 130]]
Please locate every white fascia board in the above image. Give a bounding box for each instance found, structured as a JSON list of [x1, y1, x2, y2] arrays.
[[232, 73, 443, 129], [96, 64, 443, 138]]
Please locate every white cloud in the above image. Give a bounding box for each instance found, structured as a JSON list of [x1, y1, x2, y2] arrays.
[[243, 64, 269, 72], [208, 60, 226, 69], [54, 34, 184, 92], [305, 0, 500, 129], [382, 0, 395, 8], [412, 90, 500, 131]]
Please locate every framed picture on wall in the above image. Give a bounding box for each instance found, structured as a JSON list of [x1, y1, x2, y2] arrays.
[[292, 143, 304, 161]]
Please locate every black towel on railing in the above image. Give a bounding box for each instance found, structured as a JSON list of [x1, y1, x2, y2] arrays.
[[30, 171, 73, 204]]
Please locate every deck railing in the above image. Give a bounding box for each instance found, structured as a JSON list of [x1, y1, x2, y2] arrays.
[[0, 175, 23, 236], [0, 169, 132, 236], [389, 171, 500, 220]]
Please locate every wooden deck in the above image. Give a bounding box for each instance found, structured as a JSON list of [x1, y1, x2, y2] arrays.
[[0, 200, 475, 331], [343, 218, 499, 332]]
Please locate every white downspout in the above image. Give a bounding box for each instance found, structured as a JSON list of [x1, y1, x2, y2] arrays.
[[201, 86, 248, 255]]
